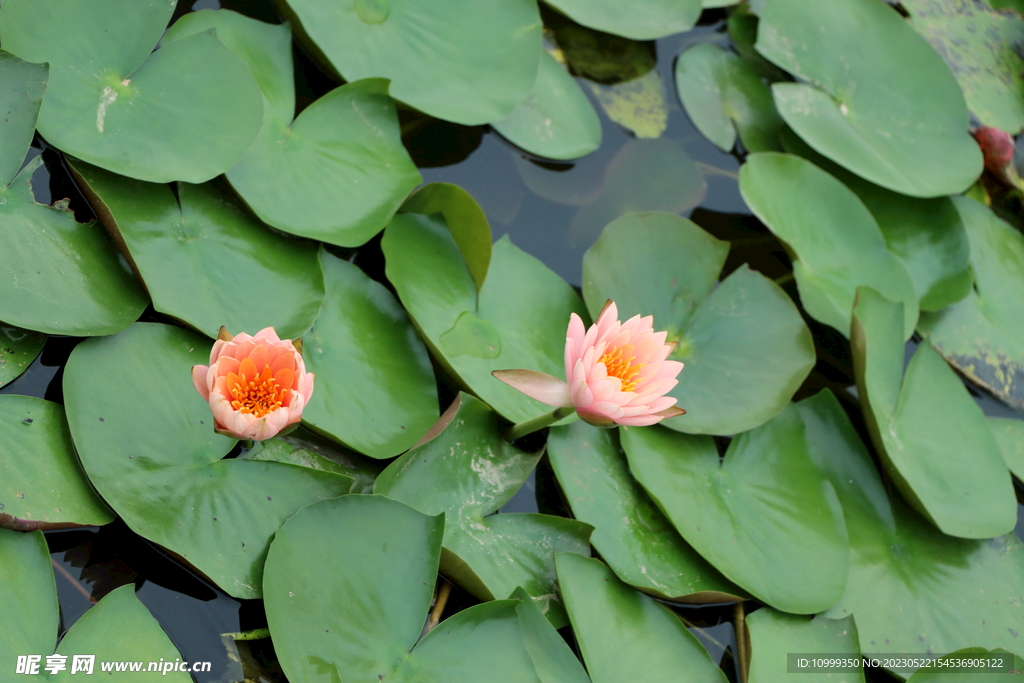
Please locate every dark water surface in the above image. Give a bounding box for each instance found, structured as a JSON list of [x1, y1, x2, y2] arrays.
[[3, 0, 1022, 681]]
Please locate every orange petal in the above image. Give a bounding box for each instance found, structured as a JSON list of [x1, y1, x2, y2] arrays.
[[226, 372, 241, 397], [214, 356, 240, 379], [248, 344, 270, 372], [238, 357, 258, 384], [274, 368, 295, 392], [270, 350, 295, 375]]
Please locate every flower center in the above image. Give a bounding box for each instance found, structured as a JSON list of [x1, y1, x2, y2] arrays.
[[599, 346, 644, 392], [230, 364, 285, 418]]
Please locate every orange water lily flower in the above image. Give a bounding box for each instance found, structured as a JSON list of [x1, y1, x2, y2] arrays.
[[192, 327, 314, 441], [494, 301, 685, 427]]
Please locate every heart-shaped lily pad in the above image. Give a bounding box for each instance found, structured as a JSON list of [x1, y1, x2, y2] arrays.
[[674, 44, 783, 154], [374, 394, 593, 627], [620, 405, 849, 614], [903, 0, 1024, 134], [69, 160, 325, 340], [165, 10, 422, 248], [852, 286, 1016, 539], [747, 611, 863, 683], [918, 197, 1024, 411], [989, 416, 1024, 480], [546, 420, 745, 602], [492, 49, 601, 161], [755, 0, 982, 197], [0, 50, 47, 187], [543, 0, 701, 40], [383, 212, 588, 424], [62, 322, 353, 599], [276, 0, 541, 126], [0, 529, 189, 681], [0, 0, 263, 183], [740, 153, 919, 340], [264, 494, 561, 683], [239, 428, 381, 494], [556, 552, 729, 683], [0, 157, 148, 336], [0, 395, 113, 531], [583, 211, 814, 435], [0, 324, 46, 389], [301, 252, 438, 459], [797, 389, 1024, 670]]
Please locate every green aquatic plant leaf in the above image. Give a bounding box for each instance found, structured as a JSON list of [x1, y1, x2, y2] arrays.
[[0, 324, 46, 389], [0, 0, 263, 183], [546, 420, 745, 602], [918, 197, 1024, 411], [0, 529, 58, 664], [493, 50, 601, 161], [63, 323, 352, 599], [383, 213, 587, 424], [0, 50, 47, 187], [0, 395, 114, 531], [988, 416, 1024, 480], [0, 158, 148, 336], [301, 252, 438, 459], [264, 495, 552, 683], [557, 553, 728, 683], [583, 211, 814, 435], [747, 612, 863, 683], [374, 394, 592, 627], [852, 286, 1016, 538], [165, 10, 422, 248], [740, 153, 919, 339], [797, 389, 1024, 676], [69, 160, 325, 341], [755, 0, 982, 197], [276, 0, 541, 125], [239, 429, 382, 494], [674, 43, 783, 153], [621, 405, 849, 614], [544, 0, 702, 40]]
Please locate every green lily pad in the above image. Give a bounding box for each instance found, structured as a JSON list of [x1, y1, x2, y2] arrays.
[[583, 211, 814, 435], [755, 0, 982, 197], [747, 611, 863, 683], [852, 286, 1016, 539], [383, 213, 588, 424], [918, 197, 1024, 411], [0, 324, 45, 389], [399, 183, 492, 293], [0, 529, 189, 681], [0, 157, 148, 336], [277, 0, 541, 126], [903, 0, 1024, 134], [544, 0, 701, 40], [374, 394, 592, 627], [492, 50, 601, 161], [0, 395, 113, 531], [69, 160, 325, 340], [301, 252, 438, 459], [509, 585, 592, 683], [674, 44, 783, 154], [569, 141, 707, 245], [797, 389, 1024, 672], [739, 153, 919, 340], [0, 50, 47, 187], [165, 11, 422, 248], [0, 0, 263, 183], [240, 429, 383, 494], [546, 420, 745, 602], [620, 405, 849, 614], [62, 322, 353, 599], [0, 529, 57, 665], [264, 494, 550, 683], [988, 416, 1024, 480], [556, 553, 729, 683]]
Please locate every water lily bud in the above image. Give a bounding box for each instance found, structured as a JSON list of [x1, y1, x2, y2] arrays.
[[494, 301, 685, 427], [191, 327, 314, 441]]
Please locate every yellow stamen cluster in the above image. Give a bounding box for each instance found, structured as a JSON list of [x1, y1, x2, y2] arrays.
[[230, 365, 284, 418], [599, 346, 644, 392]]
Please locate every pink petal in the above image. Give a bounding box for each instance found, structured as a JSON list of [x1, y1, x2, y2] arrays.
[[192, 365, 210, 401], [576, 407, 617, 427], [492, 369, 572, 407], [254, 327, 282, 343]]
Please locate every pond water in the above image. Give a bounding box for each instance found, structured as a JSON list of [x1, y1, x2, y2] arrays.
[[3, 0, 1022, 680]]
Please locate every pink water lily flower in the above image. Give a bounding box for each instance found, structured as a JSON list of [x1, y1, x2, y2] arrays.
[[494, 301, 685, 427], [192, 327, 314, 441]]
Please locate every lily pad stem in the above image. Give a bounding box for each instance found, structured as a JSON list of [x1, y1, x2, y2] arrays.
[[505, 406, 576, 442]]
